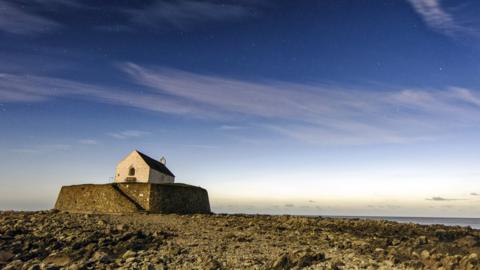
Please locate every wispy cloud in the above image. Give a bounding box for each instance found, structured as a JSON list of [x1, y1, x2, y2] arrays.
[[0, 73, 210, 116], [426, 196, 463, 201], [180, 144, 218, 149], [121, 63, 480, 145], [0, 0, 260, 36], [406, 0, 477, 38], [108, 130, 150, 139], [470, 192, 479, 196], [31, 0, 86, 9], [124, 0, 256, 30], [0, 1, 60, 35], [78, 139, 98, 145], [3, 63, 480, 145], [219, 125, 246, 131]]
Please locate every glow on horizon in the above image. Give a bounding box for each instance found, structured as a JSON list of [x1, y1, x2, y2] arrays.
[[206, 169, 480, 217], [1, 155, 480, 217]]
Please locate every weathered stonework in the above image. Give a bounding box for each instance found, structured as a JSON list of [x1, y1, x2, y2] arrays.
[[55, 183, 211, 214]]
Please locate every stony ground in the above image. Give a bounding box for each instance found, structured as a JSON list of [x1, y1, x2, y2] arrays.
[[1, 211, 480, 269]]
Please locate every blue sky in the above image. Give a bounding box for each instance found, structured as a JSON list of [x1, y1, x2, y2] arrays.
[[2, 0, 480, 217]]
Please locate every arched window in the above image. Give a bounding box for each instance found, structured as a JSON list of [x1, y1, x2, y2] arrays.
[[128, 167, 135, 176]]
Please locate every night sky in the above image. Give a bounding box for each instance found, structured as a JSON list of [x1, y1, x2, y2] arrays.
[[2, 0, 480, 217]]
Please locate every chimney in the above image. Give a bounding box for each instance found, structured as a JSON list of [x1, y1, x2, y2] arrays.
[[160, 156, 166, 165]]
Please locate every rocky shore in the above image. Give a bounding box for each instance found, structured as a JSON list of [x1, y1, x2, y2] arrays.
[[1, 211, 479, 269]]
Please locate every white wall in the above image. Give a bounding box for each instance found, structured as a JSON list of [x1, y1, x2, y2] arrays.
[[114, 151, 150, 183], [114, 151, 175, 184]]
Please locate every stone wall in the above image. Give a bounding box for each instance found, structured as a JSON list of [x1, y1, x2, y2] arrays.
[[55, 183, 211, 214], [115, 183, 151, 210], [149, 183, 211, 214], [54, 184, 141, 213]]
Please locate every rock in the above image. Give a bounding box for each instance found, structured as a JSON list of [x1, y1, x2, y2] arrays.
[[0, 250, 14, 262], [391, 238, 401, 246], [122, 250, 137, 259], [143, 263, 155, 270], [27, 264, 41, 270], [116, 224, 129, 231], [434, 229, 458, 241], [203, 258, 222, 270], [43, 254, 72, 267], [271, 250, 325, 269], [416, 236, 428, 245], [2, 211, 480, 269], [296, 251, 325, 267], [408, 259, 424, 268], [383, 260, 395, 267], [125, 257, 136, 263], [3, 259, 24, 270], [468, 253, 479, 264], [421, 250, 430, 260], [84, 243, 97, 252], [271, 254, 290, 270], [296, 254, 315, 268], [97, 220, 107, 226], [65, 263, 84, 270], [411, 251, 420, 259], [456, 236, 477, 248], [374, 248, 385, 255], [327, 259, 345, 270], [92, 251, 111, 263]]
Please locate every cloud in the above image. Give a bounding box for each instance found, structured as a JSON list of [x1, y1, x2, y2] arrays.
[[470, 192, 479, 196], [219, 125, 244, 130], [120, 63, 328, 120], [406, 0, 477, 38], [124, 0, 256, 30], [31, 0, 86, 9], [78, 139, 98, 145], [108, 130, 150, 139], [367, 204, 402, 209], [180, 144, 218, 149], [0, 73, 212, 116], [0, 1, 61, 35], [121, 63, 480, 145], [3, 63, 480, 145], [284, 204, 295, 207], [426, 196, 462, 201], [0, 0, 258, 36]]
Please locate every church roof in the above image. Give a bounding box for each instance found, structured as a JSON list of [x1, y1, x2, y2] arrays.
[[136, 150, 175, 177]]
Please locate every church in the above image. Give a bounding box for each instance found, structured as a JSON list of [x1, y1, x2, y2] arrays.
[[55, 149, 211, 214], [114, 150, 175, 184]]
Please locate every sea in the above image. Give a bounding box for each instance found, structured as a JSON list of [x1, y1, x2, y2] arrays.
[[337, 216, 480, 230]]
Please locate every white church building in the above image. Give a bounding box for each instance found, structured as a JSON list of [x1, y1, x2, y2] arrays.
[[114, 150, 175, 184]]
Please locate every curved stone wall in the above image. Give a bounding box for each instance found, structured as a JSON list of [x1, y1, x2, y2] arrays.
[[54, 184, 141, 213], [55, 183, 211, 214], [149, 183, 211, 214]]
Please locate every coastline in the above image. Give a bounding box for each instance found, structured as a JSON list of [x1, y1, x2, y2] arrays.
[[1, 211, 479, 269], [326, 216, 480, 230]]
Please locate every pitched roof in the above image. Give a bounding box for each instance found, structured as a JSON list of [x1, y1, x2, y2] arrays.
[[135, 150, 175, 177]]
